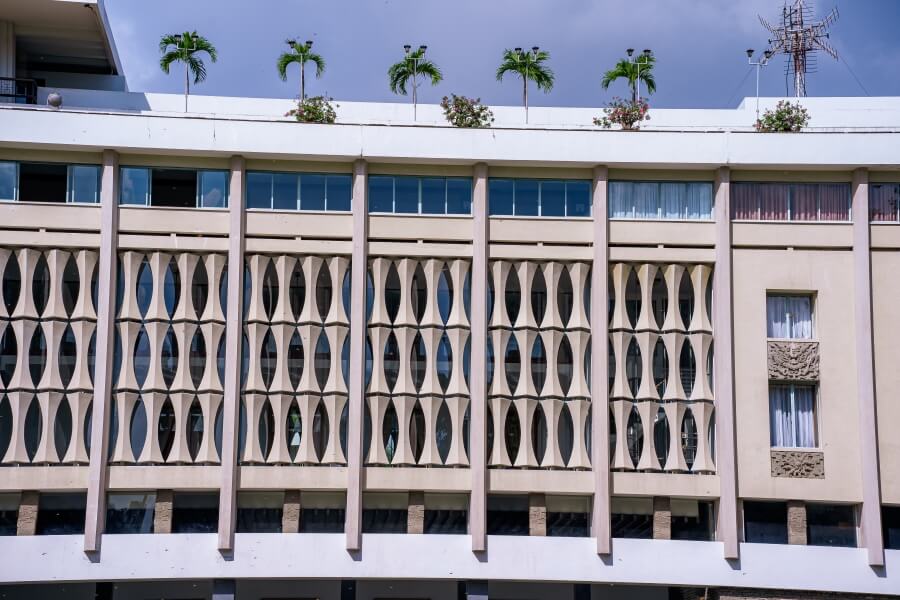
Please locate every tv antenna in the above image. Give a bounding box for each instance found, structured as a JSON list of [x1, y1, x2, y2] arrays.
[[759, 1, 839, 97]]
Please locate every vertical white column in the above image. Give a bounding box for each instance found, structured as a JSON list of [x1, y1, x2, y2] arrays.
[[0, 22, 14, 80], [713, 166, 739, 560], [590, 165, 611, 555], [852, 168, 884, 567], [346, 158, 368, 551], [217, 156, 246, 553], [470, 163, 489, 552], [83, 150, 119, 554]]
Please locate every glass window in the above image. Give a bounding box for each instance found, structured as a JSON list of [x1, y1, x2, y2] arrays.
[[326, 175, 351, 211], [447, 178, 472, 214], [68, 166, 101, 204], [246, 172, 273, 209], [198, 170, 228, 208], [394, 177, 419, 213], [769, 384, 817, 448], [369, 176, 394, 213], [515, 180, 539, 216], [36, 493, 86, 535], [236, 491, 283, 533], [743, 501, 788, 544], [610, 181, 713, 220], [807, 503, 857, 547], [486, 495, 529, 536], [300, 491, 346, 533], [0, 494, 17, 536], [0, 162, 15, 201], [566, 181, 591, 217], [19, 163, 67, 203], [731, 182, 850, 222], [611, 496, 653, 539], [151, 169, 197, 208], [883, 506, 900, 550], [671, 499, 715, 541], [871, 184, 900, 223], [489, 179, 514, 215], [541, 180, 565, 216], [301, 174, 326, 211], [546, 495, 590, 538], [273, 173, 299, 210], [424, 493, 468, 535], [171, 492, 218, 533], [421, 178, 445, 214], [766, 295, 813, 339], [106, 492, 155, 534], [362, 493, 407, 534], [120, 168, 150, 206]]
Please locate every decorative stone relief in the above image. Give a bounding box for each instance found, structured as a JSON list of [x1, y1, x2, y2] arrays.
[[767, 341, 820, 381], [770, 450, 824, 479]]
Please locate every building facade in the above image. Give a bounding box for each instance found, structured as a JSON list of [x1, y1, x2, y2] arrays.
[[1, 5, 900, 599]]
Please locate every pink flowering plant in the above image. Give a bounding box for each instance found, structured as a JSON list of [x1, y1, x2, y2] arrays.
[[285, 95, 337, 124], [756, 100, 809, 132], [594, 97, 650, 130], [441, 94, 494, 128]]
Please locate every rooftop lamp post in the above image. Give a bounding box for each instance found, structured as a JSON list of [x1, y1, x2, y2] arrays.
[[747, 48, 774, 122], [627, 48, 653, 103], [405, 44, 427, 121]]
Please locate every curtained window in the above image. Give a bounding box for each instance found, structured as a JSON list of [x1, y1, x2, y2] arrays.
[[766, 295, 813, 339], [608, 181, 713, 220], [870, 184, 900, 222], [769, 384, 817, 448], [731, 182, 850, 221]]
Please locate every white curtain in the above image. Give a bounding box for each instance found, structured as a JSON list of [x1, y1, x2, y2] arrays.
[[611, 182, 713, 220], [769, 385, 815, 448], [608, 182, 633, 218], [766, 295, 812, 339]]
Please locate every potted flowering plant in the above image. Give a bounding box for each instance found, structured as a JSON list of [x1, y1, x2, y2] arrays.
[[440, 94, 494, 128], [594, 97, 650, 130], [285, 95, 337, 124], [756, 100, 809, 132]]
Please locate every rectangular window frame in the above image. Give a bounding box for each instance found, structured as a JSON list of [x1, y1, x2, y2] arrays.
[[731, 182, 852, 223], [0, 161, 102, 204], [368, 175, 473, 216], [245, 170, 352, 212], [119, 166, 229, 209], [870, 183, 900, 223], [765, 292, 816, 341], [768, 383, 820, 450], [608, 180, 714, 221], [488, 177, 592, 218], [0, 161, 18, 202]]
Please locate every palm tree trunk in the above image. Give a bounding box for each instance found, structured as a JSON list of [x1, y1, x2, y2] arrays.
[[300, 63, 306, 102], [523, 75, 528, 124], [412, 77, 418, 121]]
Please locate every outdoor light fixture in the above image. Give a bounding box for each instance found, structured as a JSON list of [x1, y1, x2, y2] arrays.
[[532, 46, 539, 54], [643, 49, 652, 56], [419, 45, 427, 52], [626, 48, 634, 57], [747, 48, 755, 58], [404, 44, 412, 53], [306, 40, 313, 47]]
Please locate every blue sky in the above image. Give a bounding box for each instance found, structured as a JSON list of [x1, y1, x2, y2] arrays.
[[105, 0, 900, 108]]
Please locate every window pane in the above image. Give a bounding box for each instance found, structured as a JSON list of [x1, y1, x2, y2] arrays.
[[489, 179, 514, 215], [106, 492, 155, 534], [819, 183, 850, 221], [151, 169, 197, 208], [395, 177, 419, 213], [369, 176, 393, 213], [421, 178, 445, 214], [769, 385, 816, 448], [326, 175, 351, 211], [447, 178, 472, 214], [758, 183, 790, 220], [743, 501, 788, 544], [19, 163, 67, 203], [633, 182, 659, 218], [807, 504, 857, 547], [688, 182, 714, 219], [69, 165, 100, 204], [246, 172, 273, 209], [301, 174, 326, 211], [566, 181, 590, 217], [514, 180, 539, 216], [766, 295, 812, 339], [608, 181, 633, 218], [273, 173, 298, 210], [199, 170, 228, 208], [540, 180, 565, 217], [0, 162, 14, 201], [120, 167, 149, 206]]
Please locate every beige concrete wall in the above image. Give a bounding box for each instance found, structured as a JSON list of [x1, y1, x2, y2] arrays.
[[871, 250, 900, 504], [733, 248, 862, 502]]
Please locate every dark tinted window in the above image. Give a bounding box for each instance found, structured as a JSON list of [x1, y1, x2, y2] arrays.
[[362, 509, 407, 533], [807, 503, 857, 548], [0, 496, 16, 536], [743, 501, 788, 544], [236, 493, 282, 533], [883, 506, 900, 550], [19, 163, 67, 203], [300, 507, 346, 533], [671, 500, 715, 541], [151, 169, 196, 208], [548, 511, 589, 537], [36, 493, 86, 535], [425, 509, 467, 534], [486, 495, 529, 536], [105, 493, 154, 534], [172, 492, 218, 533]]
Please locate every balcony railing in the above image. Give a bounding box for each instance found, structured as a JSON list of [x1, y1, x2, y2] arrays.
[[0, 77, 37, 105]]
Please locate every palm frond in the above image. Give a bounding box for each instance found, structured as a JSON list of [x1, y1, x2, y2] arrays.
[[192, 36, 218, 62], [496, 49, 522, 81], [159, 51, 180, 74], [276, 52, 302, 81], [387, 61, 411, 95], [187, 56, 207, 84], [416, 59, 443, 85], [309, 52, 326, 78]]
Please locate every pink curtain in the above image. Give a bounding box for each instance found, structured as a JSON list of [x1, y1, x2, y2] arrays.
[[817, 183, 850, 221], [791, 184, 818, 221], [870, 184, 899, 222], [730, 183, 757, 219], [759, 184, 789, 220]]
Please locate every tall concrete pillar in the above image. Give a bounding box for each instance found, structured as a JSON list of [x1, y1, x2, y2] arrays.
[[83, 150, 120, 553], [852, 167, 884, 566], [217, 156, 247, 553]]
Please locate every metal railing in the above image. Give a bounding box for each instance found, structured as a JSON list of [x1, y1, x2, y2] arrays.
[[0, 77, 37, 104]]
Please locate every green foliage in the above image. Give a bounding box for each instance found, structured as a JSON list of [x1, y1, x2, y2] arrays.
[[756, 100, 810, 132], [388, 48, 443, 96], [440, 94, 494, 128], [285, 96, 337, 124], [594, 97, 650, 130], [601, 55, 656, 103], [495, 48, 554, 93], [159, 31, 217, 84], [277, 39, 326, 100]]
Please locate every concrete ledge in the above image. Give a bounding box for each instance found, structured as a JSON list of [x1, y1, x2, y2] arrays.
[[0, 535, 896, 594]]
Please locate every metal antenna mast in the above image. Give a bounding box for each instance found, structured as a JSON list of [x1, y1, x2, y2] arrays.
[[759, 0, 839, 97]]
